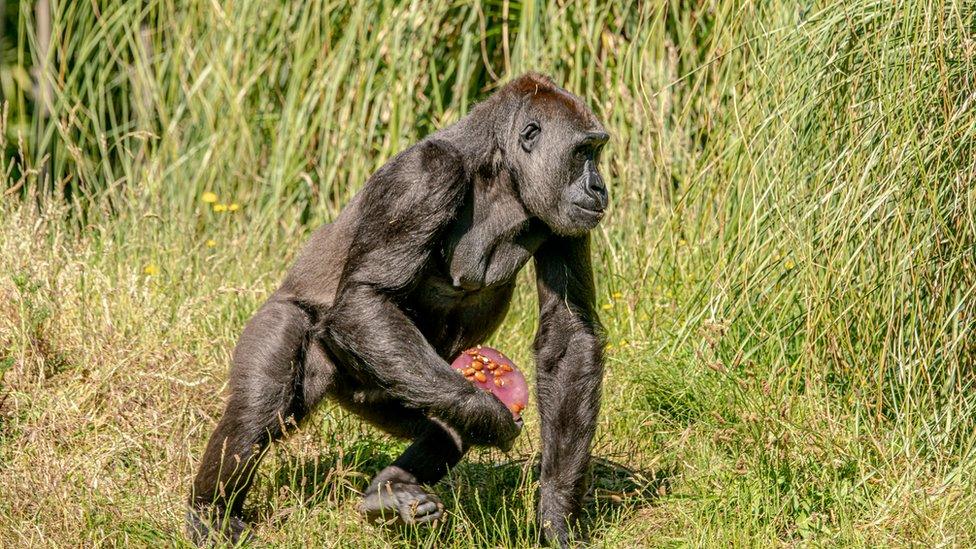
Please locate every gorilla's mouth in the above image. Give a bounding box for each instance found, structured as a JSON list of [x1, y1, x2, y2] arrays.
[[573, 203, 605, 220]]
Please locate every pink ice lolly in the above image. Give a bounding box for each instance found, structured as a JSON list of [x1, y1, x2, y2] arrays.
[[451, 346, 529, 418]]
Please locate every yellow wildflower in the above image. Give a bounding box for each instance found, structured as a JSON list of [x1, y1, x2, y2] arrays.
[[228, 203, 240, 212], [206, 239, 217, 248], [612, 292, 623, 299], [202, 191, 218, 203], [213, 203, 228, 213], [785, 259, 795, 270], [143, 264, 159, 276], [601, 303, 613, 311]]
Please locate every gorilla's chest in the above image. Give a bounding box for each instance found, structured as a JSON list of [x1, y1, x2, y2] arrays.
[[439, 211, 546, 293], [410, 229, 538, 356], [440, 231, 533, 291], [438, 182, 545, 293], [401, 180, 549, 355], [403, 209, 546, 353]]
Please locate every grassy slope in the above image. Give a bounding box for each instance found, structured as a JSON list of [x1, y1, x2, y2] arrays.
[[1, 1, 975, 547]]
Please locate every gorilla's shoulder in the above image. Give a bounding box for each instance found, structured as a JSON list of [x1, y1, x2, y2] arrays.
[[412, 138, 466, 178]]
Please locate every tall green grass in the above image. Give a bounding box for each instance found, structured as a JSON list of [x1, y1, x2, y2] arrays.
[[1, 0, 975, 546]]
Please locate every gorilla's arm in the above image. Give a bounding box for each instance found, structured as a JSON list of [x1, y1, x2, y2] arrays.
[[533, 234, 605, 546], [318, 140, 520, 450]]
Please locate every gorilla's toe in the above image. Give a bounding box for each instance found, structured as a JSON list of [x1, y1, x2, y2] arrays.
[[409, 498, 444, 523], [360, 481, 445, 525]]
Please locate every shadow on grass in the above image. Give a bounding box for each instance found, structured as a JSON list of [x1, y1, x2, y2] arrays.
[[257, 444, 672, 547], [399, 455, 671, 547], [252, 437, 403, 523]]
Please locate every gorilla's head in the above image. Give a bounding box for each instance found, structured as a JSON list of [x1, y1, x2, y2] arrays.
[[498, 73, 610, 236]]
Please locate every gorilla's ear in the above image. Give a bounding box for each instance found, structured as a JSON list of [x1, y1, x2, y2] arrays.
[[519, 122, 541, 153]]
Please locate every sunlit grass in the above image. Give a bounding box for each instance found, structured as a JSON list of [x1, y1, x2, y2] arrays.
[[1, 0, 974, 546]]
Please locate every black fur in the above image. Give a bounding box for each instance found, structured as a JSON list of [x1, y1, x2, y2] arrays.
[[187, 73, 609, 547]]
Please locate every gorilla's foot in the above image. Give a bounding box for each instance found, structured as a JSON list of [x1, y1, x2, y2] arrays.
[[186, 505, 248, 546], [359, 466, 445, 525]]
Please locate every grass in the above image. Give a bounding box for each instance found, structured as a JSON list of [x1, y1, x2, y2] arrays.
[[1, 0, 975, 546]]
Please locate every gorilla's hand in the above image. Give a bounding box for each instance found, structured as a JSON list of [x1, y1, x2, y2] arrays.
[[448, 389, 522, 451]]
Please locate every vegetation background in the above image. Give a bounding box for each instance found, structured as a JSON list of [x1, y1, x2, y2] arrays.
[[1, 0, 974, 546]]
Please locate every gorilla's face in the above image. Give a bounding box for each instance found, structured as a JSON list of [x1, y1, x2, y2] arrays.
[[506, 91, 609, 236]]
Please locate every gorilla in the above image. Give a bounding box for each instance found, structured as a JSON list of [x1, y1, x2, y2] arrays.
[[188, 72, 610, 547]]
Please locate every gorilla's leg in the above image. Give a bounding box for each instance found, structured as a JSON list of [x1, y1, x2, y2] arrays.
[[187, 299, 333, 544], [337, 394, 468, 524]]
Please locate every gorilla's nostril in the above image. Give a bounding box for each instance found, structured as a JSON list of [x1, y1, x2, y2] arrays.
[[586, 175, 607, 204]]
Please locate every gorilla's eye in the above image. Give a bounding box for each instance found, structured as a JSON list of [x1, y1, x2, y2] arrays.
[[575, 132, 609, 161], [519, 122, 541, 152], [521, 123, 541, 140]]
